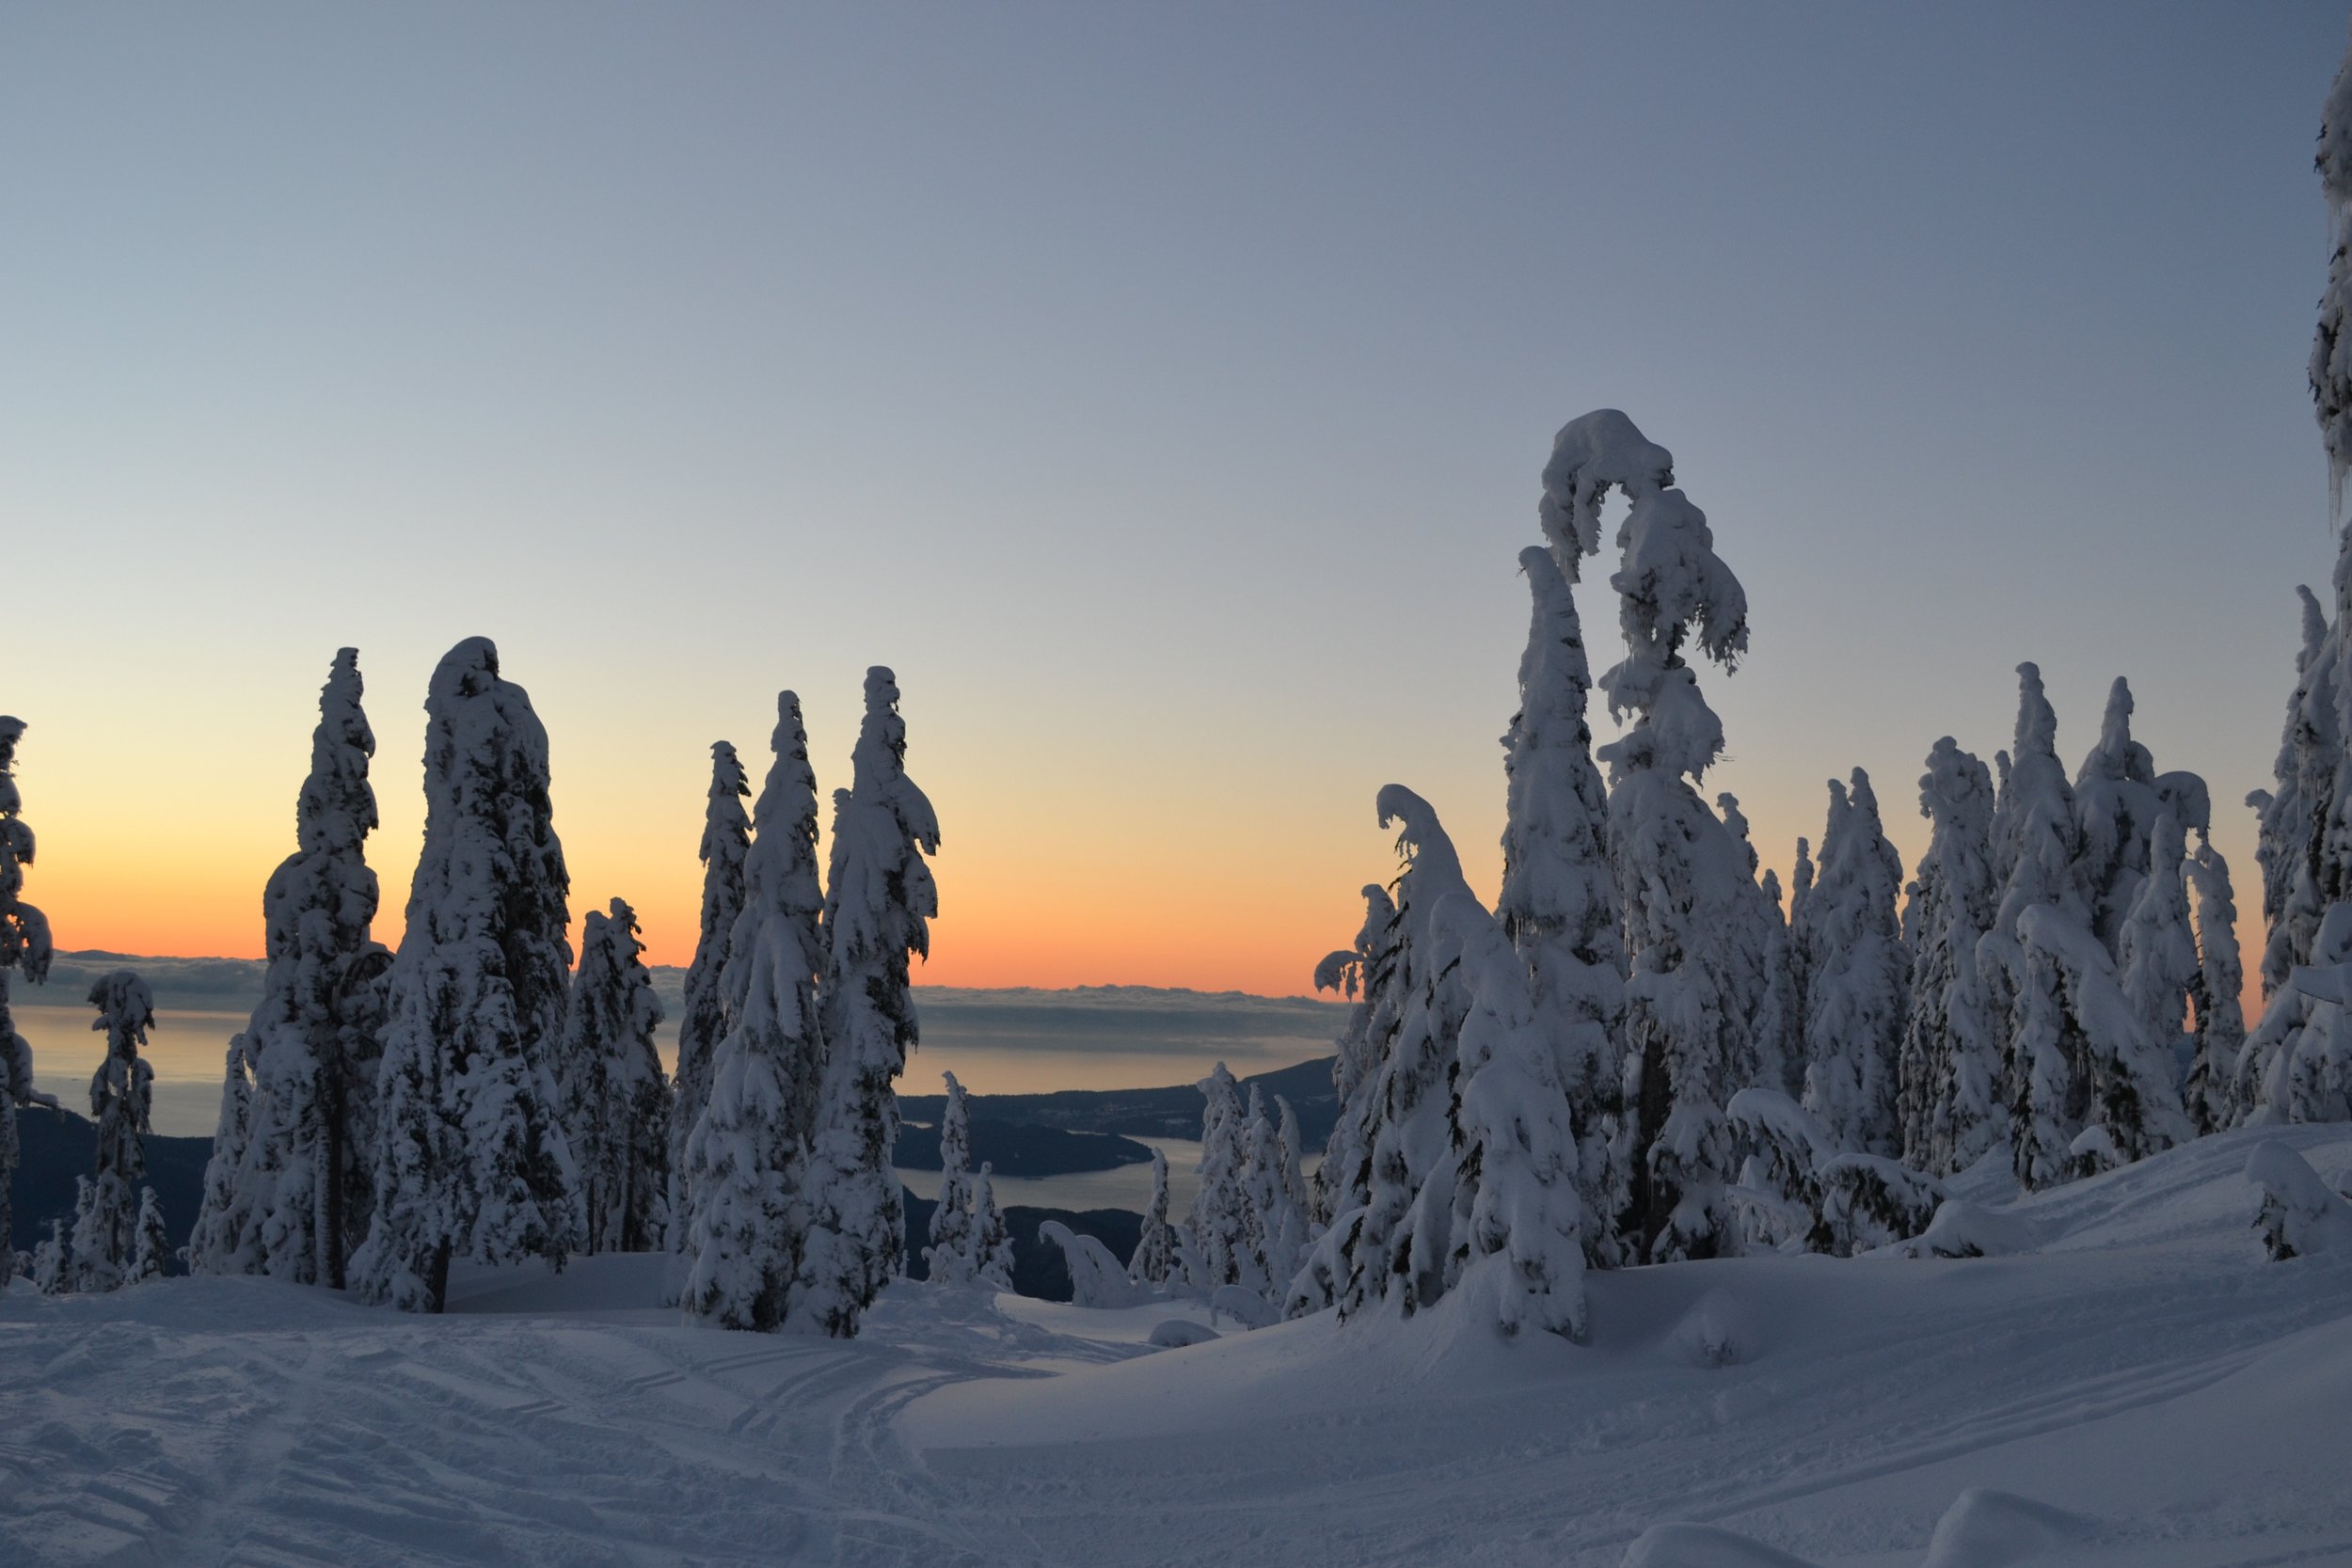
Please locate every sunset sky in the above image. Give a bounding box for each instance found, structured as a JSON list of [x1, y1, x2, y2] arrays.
[[2, 5, 2344, 997]]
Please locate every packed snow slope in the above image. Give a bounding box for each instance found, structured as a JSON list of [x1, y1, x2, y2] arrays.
[[4, 1125, 2348, 1568]]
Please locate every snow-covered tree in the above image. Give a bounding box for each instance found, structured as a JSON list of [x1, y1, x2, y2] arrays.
[[1976, 664, 2097, 1188], [1417, 907, 1591, 1338], [2117, 815, 2201, 1094], [561, 898, 671, 1254], [1187, 1062, 1254, 1293], [1324, 787, 1486, 1315], [2249, 589, 2333, 1006], [350, 639, 580, 1313], [683, 693, 828, 1332], [1308, 884, 1399, 1235], [970, 1163, 1013, 1291], [2236, 56, 2352, 1129], [1275, 1097, 1312, 1243], [1799, 770, 1910, 1156], [1238, 1085, 1308, 1295], [2014, 903, 2191, 1180], [2072, 679, 2165, 954], [1897, 738, 2004, 1175], [1569, 408, 1755, 1263], [133, 1187, 169, 1283], [668, 741, 751, 1253], [185, 1037, 255, 1272], [2183, 833, 2248, 1134], [1498, 538, 1629, 1267], [925, 1070, 978, 1285], [794, 668, 939, 1338], [1128, 1147, 1176, 1289], [1724, 1088, 1944, 1259], [0, 716, 56, 1291], [189, 649, 388, 1287], [71, 972, 155, 1292]]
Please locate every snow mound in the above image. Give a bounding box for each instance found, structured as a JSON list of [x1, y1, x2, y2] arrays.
[[1620, 1521, 1820, 1567], [1884, 1199, 2046, 1259], [1918, 1487, 2099, 1567], [1149, 1319, 1221, 1348]]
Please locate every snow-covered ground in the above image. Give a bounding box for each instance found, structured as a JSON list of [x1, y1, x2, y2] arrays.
[[5, 1125, 2348, 1568]]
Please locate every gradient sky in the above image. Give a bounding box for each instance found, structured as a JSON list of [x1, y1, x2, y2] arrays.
[[1, 5, 2344, 997]]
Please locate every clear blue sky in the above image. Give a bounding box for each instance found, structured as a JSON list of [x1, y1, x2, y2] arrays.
[[1, 4, 2344, 991]]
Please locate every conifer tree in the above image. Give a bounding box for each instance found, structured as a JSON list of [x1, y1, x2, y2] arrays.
[[72, 972, 155, 1292], [1757, 867, 1804, 1101], [2248, 587, 2330, 1002], [1799, 770, 1911, 1156], [1497, 538, 1628, 1268], [2073, 679, 2164, 954], [1128, 1146, 1176, 1289], [2183, 833, 2248, 1133], [1308, 885, 1399, 1235], [925, 1070, 978, 1285], [683, 694, 827, 1331], [31, 1219, 66, 1295], [1897, 738, 2004, 1174], [561, 898, 671, 1253], [970, 1163, 1013, 1291], [133, 1187, 169, 1283], [351, 639, 580, 1312], [2117, 815, 2201, 1096], [1187, 1062, 1254, 1292], [1568, 408, 1754, 1263], [0, 716, 56, 1291], [1330, 787, 1485, 1314], [668, 741, 751, 1252], [1976, 664, 2095, 1188], [1239, 1085, 1307, 1295], [795, 668, 939, 1337], [191, 649, 387, 1287]]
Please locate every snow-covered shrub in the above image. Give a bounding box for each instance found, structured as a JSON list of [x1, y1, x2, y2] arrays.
[[1724, 1089, 1942, 1257], [1128, 1147, 1177, 1289], [1809, 1155, 1944, 1258], [2245, 1140, 2352, 1260], [1040, 1221, 1151, 1308], [133, 1188, 169, 1282]]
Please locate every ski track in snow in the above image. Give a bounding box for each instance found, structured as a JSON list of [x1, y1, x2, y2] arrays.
[[5, 1127, 2352, 1568]]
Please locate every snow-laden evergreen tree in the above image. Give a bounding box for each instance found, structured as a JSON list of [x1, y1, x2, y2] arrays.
[[561, 899, 671, 1253], [2236, 54, 2352, 1128], [71, 972, 155, 1293], [1308, 884, 1399, 1235], [1238, 1085, 1308, 1295], [350, 639, 580, 1313], [133, 1187, 169, 1283], [0, 716, 56, 1291], [668, 740, 751, 1254], [1187, 1062, 1255, 1293], [1497, 538, 1629, 1268], [1568, 409, 1755, 1263], [795, 668, 939, 1337], [969, 1163, 1013, 1291], [1322, 786, 1486, 1315], [683, 694, 828, 1332], [1127, 1146, 1176, 1289], [1975, 664, 2097, 1188], [1897, 738, 2004, 1175], [925, 1070, 978, 1285], [1407, 907, 1591, 1338], [2117, 814, 2201, 1094], [1716, 794, 1794, 1105], [2014, 902, 2191, 1180], [189, 649, 387, 1287], [2072, 679, 2165, 954], [1275, 1095, 1312, 1245], [1799, 770, 1910, 1156], [185, 1037, 254, 1272], [1786, 836, 1817, 1050], [2182, 832, 2248, 1133]]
